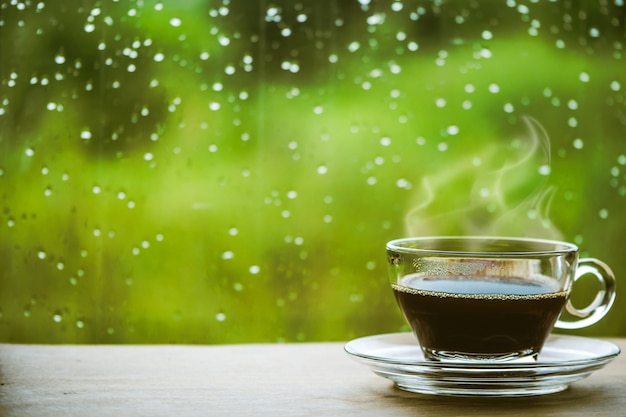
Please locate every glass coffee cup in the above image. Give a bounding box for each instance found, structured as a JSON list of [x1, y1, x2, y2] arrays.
[[387, 236, 616, 362]]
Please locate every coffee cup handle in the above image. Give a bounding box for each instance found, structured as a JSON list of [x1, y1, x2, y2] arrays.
[[554, 258, 617, 330]]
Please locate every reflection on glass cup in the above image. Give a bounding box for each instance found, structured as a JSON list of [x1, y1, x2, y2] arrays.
[[387, 237, 616, 362]]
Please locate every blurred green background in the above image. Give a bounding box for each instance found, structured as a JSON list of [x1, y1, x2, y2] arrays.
[[0, 0, 625, 344]]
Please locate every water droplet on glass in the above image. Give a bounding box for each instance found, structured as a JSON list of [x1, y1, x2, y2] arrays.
[[599, 209, 609, 219], [573, 138, 584, 149], [446, 125, 460, 135]]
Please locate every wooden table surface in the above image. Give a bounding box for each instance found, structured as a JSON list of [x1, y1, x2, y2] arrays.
[[0, 337, 624, 417]]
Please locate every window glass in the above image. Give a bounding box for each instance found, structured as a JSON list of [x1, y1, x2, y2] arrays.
[[1, 0, 624, 343]]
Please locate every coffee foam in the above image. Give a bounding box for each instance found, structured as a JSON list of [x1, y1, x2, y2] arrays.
[[392, 282, 567, 301]]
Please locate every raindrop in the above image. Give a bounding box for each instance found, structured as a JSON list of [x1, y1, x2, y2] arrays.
[[567, 99, 578, 110], [218, 35, 230, 46], [488, 83, 500, 93], [478, 48, 492, 59], [446, 125, 460, 135], [347, 41, 360, 52], [396, 178, 412, 190], [599, 209, 609, 219]]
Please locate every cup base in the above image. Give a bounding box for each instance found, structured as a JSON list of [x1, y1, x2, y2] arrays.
[[423, 347, 538, 363]]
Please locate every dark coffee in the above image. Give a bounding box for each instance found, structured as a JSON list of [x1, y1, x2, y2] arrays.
[[392, 275, 568, 360]]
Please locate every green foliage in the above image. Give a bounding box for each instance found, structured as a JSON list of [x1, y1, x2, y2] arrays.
[[0, 0, 625, 343]]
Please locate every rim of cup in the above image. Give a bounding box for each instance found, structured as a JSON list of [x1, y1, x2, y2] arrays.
[[386, 236, 579, 257]]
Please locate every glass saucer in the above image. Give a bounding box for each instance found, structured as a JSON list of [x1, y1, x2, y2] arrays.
[[344, 332, 620, 397]]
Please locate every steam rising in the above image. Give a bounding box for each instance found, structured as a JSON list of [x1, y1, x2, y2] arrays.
[[405, 117, 562, 239]]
